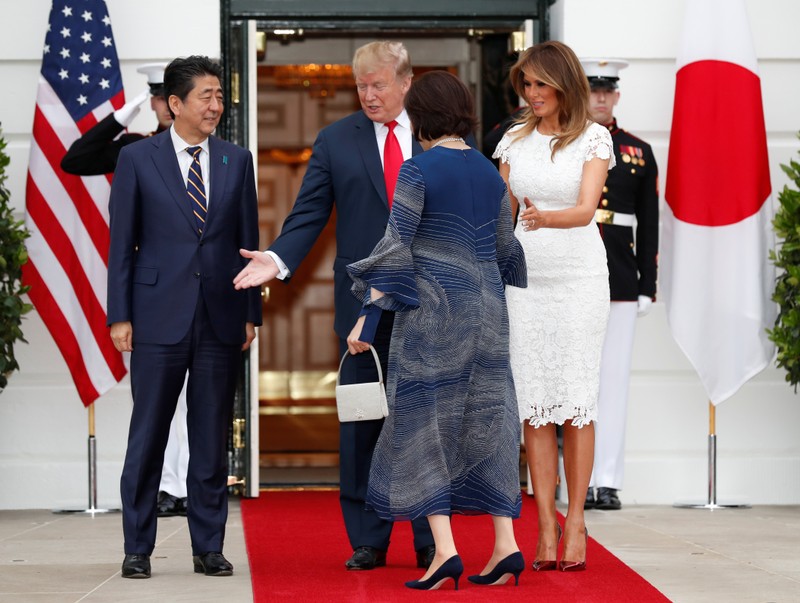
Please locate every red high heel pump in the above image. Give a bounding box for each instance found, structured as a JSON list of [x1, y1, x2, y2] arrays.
[[558, 528, 588, 572], [532, 523, 562, 572]]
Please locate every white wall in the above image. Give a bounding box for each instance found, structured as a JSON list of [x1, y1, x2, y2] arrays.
[[1, 0, 798, 509], [551, 0, 800, 504]]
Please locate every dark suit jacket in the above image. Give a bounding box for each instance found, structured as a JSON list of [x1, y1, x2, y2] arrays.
[[107, 129, 262, 345], [269, 110, 423, 338], [596, 119, 659, 301]]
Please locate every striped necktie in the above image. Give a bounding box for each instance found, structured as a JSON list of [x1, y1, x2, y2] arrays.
[[186, 146, 207, 235]]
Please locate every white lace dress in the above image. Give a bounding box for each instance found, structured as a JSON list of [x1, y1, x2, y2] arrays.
[[494, 123, 614, 427]]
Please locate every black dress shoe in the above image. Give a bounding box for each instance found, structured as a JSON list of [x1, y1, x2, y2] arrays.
[[157, 491, 181, 517], [595, 487, 622, 510], [416, 544, 436, 569], [345, 546, 387, 570], [176, 497, 188, 516], [193, 552, 233, 576], [584, 487, 596, 510], [121, 553, 151, 579]]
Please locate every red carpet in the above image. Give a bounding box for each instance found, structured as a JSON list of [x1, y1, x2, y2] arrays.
[[242, 490, 671, 602]]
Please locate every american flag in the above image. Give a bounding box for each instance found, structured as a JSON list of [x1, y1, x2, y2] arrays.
[[23, 0, 128, 406]]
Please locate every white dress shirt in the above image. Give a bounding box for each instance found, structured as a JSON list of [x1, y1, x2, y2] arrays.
[[170, 126, 211, 204], [373, 109, 413, 169]]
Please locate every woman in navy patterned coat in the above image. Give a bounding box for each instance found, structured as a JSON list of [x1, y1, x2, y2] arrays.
[[347, 71, 528, 591]]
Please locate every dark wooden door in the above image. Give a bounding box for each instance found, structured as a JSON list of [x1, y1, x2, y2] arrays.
[[256, 70, 360, 470]]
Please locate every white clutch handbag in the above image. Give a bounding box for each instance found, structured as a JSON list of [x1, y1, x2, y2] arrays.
[[335, 345, 389, 422]]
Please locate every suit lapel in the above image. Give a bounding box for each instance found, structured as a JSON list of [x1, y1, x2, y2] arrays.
[[151, 132, 196, 232], [205, 136, 229, 234], [355, 113, 390, 208], [356, 114, 424, 210]]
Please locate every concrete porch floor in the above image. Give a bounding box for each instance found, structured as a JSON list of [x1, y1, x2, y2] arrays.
[[1, 497, 799, 602]]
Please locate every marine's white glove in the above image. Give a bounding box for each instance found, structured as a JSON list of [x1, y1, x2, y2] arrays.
[[113, 89, 150, 127], [637, 295, 653, 316]]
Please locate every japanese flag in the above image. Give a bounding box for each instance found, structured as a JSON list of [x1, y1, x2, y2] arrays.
[[661, 0, 775, 404]]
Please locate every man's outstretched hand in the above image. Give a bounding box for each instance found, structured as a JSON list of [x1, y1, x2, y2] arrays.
[[233, 249, 280, 289]]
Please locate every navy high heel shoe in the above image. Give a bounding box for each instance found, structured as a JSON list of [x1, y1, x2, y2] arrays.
[[467, 551, 524, 586], [405, 555, 463, 591]]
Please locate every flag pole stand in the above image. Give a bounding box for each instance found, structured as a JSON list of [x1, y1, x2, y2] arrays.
[[53, 405, 120, 515], [673, 402, 750, 510]]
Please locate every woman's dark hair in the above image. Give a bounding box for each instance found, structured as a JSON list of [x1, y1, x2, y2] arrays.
[[164, 55, 223, 119], [405, 70, 477, 141]]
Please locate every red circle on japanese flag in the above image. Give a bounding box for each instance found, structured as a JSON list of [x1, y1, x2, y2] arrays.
[[666, 60, 771, 226]]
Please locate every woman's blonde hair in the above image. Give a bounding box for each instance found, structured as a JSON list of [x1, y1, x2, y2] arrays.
[[508, 40, 591, 158], [352, 41, 413, 80]]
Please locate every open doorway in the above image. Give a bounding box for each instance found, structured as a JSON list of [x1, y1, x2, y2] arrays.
[[220, 3, 550, 491], [252, 31, 528, 487]]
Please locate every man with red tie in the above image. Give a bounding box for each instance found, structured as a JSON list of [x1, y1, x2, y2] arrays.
[[233, 41, 436, 571]]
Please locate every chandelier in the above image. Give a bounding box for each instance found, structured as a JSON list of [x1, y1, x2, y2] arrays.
[[271, 64, 354, 98]]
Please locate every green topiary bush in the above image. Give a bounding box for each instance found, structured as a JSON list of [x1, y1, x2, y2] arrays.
[[768, 133, 800, 390], [0, 125, 32, 390]]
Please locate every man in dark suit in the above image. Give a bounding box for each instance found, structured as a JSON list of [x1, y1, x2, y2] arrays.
[[108, 55, 261, 579], [233, 41, 435, 571], [580, 58, 659, 511], [61, 63, 190, 520]]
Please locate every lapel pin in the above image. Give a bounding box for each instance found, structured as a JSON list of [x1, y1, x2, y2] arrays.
[[222, 155, 228, 165]]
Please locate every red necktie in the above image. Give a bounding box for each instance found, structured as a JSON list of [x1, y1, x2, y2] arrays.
[[383, 120, 403, 208]]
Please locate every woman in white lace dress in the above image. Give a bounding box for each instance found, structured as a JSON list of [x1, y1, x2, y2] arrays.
[[493, 41, 614, 572]]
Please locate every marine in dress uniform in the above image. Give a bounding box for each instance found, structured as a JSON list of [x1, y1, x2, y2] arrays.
[[61, 63, 172, 174], [580, 58, 659, 510], [61, 63, 190, 518]]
